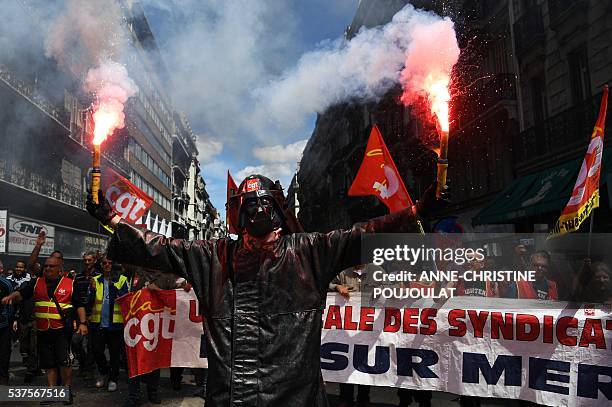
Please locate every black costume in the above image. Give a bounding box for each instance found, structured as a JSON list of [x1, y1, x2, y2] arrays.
[[96, 175, 423, 406]]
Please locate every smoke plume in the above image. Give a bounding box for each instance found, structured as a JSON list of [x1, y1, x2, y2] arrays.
[[84, 60, 138, 144], [252, 3, 459, 139]]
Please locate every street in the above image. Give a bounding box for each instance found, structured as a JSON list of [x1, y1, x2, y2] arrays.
[[6, 341, 518, 407]]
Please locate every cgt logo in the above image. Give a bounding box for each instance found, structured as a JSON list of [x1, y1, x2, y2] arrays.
[[13, 221, 48, 238]]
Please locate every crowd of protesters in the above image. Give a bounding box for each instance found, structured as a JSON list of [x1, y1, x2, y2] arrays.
[[0, 231, 208, 406], [0, 228, 609, 406], [328, 241, 612, 407]]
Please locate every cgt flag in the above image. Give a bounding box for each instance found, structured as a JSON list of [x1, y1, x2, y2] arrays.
[[226, 170, 239, 234], [550, 85, 608, 237], [102, 168, 153, 225], [348, 125, 413, 213]]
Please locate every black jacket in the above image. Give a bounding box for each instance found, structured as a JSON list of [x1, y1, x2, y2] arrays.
[[107, 208, 420, 407]]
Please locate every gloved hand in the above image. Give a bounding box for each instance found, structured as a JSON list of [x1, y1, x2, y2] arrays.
[[86, 190, 117, 225], [415, 181, 450, 217]]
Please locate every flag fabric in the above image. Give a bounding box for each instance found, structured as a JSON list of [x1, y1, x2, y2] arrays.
[[101, 168, 153, 225], [227, 171, 239, 234], [550, 85, 608, 237], [348, 124, 413, 213], [152, 214, 159, 233]]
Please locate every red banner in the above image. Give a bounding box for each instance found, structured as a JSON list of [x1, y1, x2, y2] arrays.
[[227, 170, 239, 234], [102, 168, 153, 224], [117, 289, 207, 378], [348, 125, 413, 213]]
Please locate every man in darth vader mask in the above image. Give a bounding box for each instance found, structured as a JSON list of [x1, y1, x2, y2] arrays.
[[87, 174, 443, 407]]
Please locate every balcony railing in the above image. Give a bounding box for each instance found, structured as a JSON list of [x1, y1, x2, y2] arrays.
[[515, 92, 605, 163], [0, 159, 86, 209], [0, 65, 70, 130], [513, 4, 545, 57]]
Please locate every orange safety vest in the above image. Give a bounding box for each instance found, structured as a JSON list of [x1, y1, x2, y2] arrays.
[[33, 277, 74, 331], [516, 279, 558, 300]]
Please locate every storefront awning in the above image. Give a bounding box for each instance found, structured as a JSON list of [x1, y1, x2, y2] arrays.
[[473, 149, 612, 225]]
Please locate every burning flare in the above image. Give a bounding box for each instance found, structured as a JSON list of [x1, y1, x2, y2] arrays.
[[399, 19, 458, 133], [424, 76, 451, 132], [85, 60, 138, 145], [85, 60, 137, 204]]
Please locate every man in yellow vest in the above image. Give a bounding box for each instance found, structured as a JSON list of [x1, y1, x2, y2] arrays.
[[1, 255, 87, 405], [89, 255, 129, 392]]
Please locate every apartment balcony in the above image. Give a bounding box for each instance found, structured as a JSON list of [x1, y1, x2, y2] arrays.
[[0, 159, 85, 209], [514, 92, 606, 166], [513, 4, 545, 58]]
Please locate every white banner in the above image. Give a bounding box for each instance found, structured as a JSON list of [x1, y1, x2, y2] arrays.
[[8, 216, 54, 255], [321, 294, 611, 407], [0, 210, 7, 253], [122, 289, 611, 405], [171, 289, 208, 369]]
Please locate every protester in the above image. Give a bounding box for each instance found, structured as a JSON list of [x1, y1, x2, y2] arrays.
[[1, 256, 88, 405], [573, 259, 612, 303], [89, 255, 129, 392], [8, 259, 31, 288], [506, 251, 558, 300], [455, 257, 498, 298], [123, 264, 164, 407], [18, 241, 50, 383], [329, 266, 372, 407], [86, 174, 442, 406], [0, 274, 15, 385], [72, 251, 98, 380]]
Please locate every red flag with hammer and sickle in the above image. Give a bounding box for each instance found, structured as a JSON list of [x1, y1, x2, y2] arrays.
[[348, 125, 413, 213]]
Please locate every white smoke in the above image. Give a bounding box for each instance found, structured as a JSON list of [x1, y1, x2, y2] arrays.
[[44, 0, 127, 72], [251, 3, 458, 139]]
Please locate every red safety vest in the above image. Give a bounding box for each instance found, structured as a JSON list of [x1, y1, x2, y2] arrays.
[[33, 277, 74, 331], [516, 279, 558, 300]]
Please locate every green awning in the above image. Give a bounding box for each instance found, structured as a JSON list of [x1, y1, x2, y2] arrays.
[[473, 148, 612, 225]]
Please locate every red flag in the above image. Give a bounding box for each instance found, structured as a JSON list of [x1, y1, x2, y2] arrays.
[[348, 125, 413, 213], [227, 170, 239, 234], [550, 85, 608, 236], [101, 168, 153, 224]]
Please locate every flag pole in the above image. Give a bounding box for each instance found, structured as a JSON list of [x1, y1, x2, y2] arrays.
[[587, 209, 594, 257]]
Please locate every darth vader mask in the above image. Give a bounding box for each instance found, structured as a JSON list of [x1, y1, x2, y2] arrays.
[[239, 195, 284, 237]]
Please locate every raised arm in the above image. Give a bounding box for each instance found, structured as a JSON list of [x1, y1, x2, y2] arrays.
[[302, 205, 422, 294], [27, 231, 46, 270]]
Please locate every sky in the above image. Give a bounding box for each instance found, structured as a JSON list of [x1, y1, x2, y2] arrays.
[[141, 0, 359, 217]]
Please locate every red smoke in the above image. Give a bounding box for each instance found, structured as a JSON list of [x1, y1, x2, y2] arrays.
[[399, 19, 459, 132]]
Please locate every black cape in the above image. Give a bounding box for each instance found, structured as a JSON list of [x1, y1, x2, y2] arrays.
[[108, 208, 420, 406]]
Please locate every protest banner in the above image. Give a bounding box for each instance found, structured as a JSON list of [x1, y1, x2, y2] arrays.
[[117, 288, 207, 378], [321, 294, 611, 407], [119, 289, 610, 406]]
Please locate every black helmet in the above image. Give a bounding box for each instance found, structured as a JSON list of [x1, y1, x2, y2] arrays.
[[227, 174, 302, 236]]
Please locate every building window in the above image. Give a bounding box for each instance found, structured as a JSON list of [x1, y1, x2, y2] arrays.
[[530, 76, 547, 124], [568, 46, 591, 105]]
